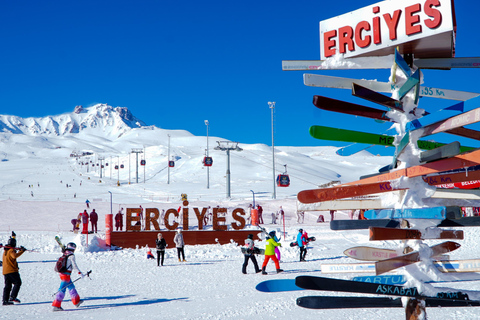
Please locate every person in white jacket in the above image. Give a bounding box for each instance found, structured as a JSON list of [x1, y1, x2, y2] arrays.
[[52, 242, 88, 311], [173, 229, 186, 262]]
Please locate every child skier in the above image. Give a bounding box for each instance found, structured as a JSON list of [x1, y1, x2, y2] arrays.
[[52, 242, 88, 311], [261, 231, 283, 274]]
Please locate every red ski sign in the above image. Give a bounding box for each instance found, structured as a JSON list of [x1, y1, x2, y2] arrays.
[[320, 0, 456, 60]]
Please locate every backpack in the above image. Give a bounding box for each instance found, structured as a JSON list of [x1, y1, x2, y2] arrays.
[[54, 253, 71, 273]]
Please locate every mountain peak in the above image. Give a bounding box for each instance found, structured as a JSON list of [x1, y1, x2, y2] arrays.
[[0, 103, 147, 138]]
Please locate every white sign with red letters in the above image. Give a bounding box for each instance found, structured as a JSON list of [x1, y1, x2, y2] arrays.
[[320, 0, 456, 60]]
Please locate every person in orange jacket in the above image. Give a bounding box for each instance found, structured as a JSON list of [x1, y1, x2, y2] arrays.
[[2, 233, 26, 305]]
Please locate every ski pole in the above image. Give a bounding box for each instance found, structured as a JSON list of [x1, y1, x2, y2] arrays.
[[52, 270, 92, 296]]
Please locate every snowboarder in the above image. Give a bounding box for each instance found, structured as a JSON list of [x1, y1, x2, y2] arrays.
[[115, 209, 123, 231], [52, 242, 87, 311], [261, 231, 283, 274], [2, 233, 26, 305], [242, 234, 261, 274], [89, 209, 98, 233], [297, 229, 308, 262], [173, 229, 186, 262], [155, 233, 167, 266], [81, 210, 89, 234]]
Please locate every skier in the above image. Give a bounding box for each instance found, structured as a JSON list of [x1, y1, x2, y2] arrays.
[[85, 199, 90, 208], [115, 209, 123, 231], [81, 210, 89, 234], [89, 209, 98, 233], [242, 234, 261, 274], [173, 229, 186, 262], [297, 229, 308, 262], [155, 233, 167, 266], [2, 233, 26, 305], [52, 242, 87, 311], [261, 231, 283, 274]]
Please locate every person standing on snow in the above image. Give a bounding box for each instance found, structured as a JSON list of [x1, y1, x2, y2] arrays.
[[173, 229, 186, 262], [89, 209, 98, 233], [257, 204, 264, 224], [261, 231, 283, 274], [115, 209, 123, 231], [297, 229, 308, 262], [52, 242, 88, 311], [155, 233, 167, 266], [2, 233, 26, 305], [81, 210, 89, 234], [242, 234, 261, 274]]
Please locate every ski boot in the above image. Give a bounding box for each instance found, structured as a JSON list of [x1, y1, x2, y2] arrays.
[[52, 306, 64, 311], [276, 269, 284, 273], [261, 267, 267, 275]]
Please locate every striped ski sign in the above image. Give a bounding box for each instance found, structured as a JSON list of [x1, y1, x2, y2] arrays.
[[375, 241, 461, 275]]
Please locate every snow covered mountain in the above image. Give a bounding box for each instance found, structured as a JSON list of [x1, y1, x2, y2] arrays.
[[0, 104, 146, 138]]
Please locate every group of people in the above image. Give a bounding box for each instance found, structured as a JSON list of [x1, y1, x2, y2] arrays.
[[247, 204, 285, 226], [242, 227, 313, 274], [149, 229, 186, 267], [2, 232, 88, 311], [71, 209, 98, 233]]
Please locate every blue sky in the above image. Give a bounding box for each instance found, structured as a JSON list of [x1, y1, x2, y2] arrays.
[[0, 0, 479, 156]]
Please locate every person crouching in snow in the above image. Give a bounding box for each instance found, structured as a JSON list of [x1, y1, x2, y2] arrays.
[[52, 242, 88, 311], [147, 249, 155, 259], [261, 231, 283, 274]]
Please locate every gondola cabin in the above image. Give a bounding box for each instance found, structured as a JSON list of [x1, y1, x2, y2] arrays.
[[276, 174, 290, 187], [140, 160, 146, 166], [203, 156, 213, 167], [169, 160, 175, 168], [115, 165, 119, 170], [120, 164, 124, 169]]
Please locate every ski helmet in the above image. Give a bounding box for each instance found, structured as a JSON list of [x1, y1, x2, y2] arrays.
[[66, 242, 77, 252], [7, 237, 16, 248]]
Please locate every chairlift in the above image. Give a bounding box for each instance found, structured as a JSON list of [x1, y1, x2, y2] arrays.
[[140, 159, 146, 166], [203, 156, 213, 167], [169, 160, 175, 168], [277, 164, 290, 187]]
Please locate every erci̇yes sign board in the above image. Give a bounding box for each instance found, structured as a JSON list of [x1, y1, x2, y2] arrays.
[[320, 0, 456, 60]]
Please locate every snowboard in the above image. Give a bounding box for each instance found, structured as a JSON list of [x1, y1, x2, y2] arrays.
[[363, 206, 462, 220], [241, 247, 264, 255], [255, 279, 302, 292], [290, 237, 316, 247]]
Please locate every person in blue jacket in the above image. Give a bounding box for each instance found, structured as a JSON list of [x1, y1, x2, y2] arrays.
[[297, 229, 307, 262]]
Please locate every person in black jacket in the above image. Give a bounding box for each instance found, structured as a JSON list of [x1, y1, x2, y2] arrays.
[[155, 233, 167, 266]]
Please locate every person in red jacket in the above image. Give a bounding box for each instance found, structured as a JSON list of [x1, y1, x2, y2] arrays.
[[89, 209, 98, 233], [81, 210, 89, 234], [115, 209, 123, 231]]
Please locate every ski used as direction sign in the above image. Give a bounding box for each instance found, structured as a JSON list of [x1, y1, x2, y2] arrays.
[[330, 219, 400, 231], [369, 227, 464, 241], [295, 276, 471, 301], [283, 57, 480, 71], [309, 125, 476, 152], [296, 295, 480, 309], [352, 83, 403, 110], [363, 206, 462, 220], [304, 73, 480, 101], [375, 241, 461, 275], [344, 246, 399, 261], [297, 181, 402, 204]]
